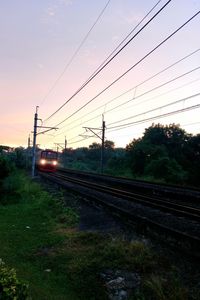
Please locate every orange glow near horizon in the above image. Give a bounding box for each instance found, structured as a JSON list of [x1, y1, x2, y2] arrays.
[[1, 0, 200, 149]]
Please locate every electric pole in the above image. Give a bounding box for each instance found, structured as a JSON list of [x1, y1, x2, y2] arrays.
[[31, 106, 58, 178], [31, 106, 38, 178], [28, 134, 31, 148], [82, 115, 106, 174], [101, 119, 106, 174], [54, 136, 67, 151], [65, 136, 67, 151]]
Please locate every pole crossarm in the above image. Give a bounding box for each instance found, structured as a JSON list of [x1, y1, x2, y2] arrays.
[[79, 134, 98, 138], [82, 116, 105, 174], [37, 126, 58, 135], [54, 143, 65, 149], [31, 106, 59, 177], [83, 127, 102, 140], [83, 126, 102, 130], [37, 126, 58, 129]]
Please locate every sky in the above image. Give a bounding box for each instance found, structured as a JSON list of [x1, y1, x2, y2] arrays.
[[0, 0, 200, 149]]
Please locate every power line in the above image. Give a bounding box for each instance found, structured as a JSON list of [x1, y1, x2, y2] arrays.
[[54, 48, 200, 134], [107, 91, 200, 128], [44, 0, 172, 122], [54, 71, 200, 139], [68, 137, 91, 145], [61, 104, 200, 146], [74, 0, 163, 88], [109, 77, 200, 115], [54, 89, 200, 145], [107, 104, 200, 132], [52, 10, 200, 128], [67, 129, 103, 145], [104, 66, 200, 115], [40, 0, 112, 106], [182, 121, 200, 127]]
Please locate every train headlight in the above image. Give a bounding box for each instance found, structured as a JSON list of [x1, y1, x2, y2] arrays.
[[40, 159, 46, 165], [52, 161, 57, 166]]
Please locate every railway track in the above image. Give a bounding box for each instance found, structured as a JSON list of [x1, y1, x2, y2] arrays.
[[57, 167, 200, 203], [39, 169, 200, 256], [48, 170, 200, 221]]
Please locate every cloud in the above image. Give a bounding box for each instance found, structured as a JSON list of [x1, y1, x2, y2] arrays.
[[40, 5, 57, 25], [41, 0, 73, 23], [37, 63, 44, 70], [59, 0, 74, 6], [47, 7, 56, 17]]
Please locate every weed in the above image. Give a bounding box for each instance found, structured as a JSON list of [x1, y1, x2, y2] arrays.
[[143, 273, 188, 300], [0, 259, 28, 299]]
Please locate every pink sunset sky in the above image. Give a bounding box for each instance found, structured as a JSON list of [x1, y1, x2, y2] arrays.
[[0, 0, 200, 149]]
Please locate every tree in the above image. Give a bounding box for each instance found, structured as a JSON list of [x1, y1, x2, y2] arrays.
[[0, 145, 11, 153], [104, 140, 115, 150], [89, 142, 101, 150], [126, 123, 194, 184], [184, 134, 200, 185], [88, 142, 101, 160], [145, 157, 187, 183]]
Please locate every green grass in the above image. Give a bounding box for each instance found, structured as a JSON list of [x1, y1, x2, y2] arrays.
[[0, 171, 195, 300], [0, 172, 79, 299]]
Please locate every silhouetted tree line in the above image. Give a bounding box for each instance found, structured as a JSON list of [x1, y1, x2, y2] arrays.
[[1, 123, 199, 187], [126, 123, 200, 186], [61, 123, 200, 187]]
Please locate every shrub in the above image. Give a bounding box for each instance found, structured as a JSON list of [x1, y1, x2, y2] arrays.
[[0, 156, 14, 181], [142, 272, 188, 300], [144, 157, 188, 184], [0, 259, 28, 299]]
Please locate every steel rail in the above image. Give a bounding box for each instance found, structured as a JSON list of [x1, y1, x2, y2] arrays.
[[42, 171, 200, 221], [39, 171, 200, 256], [57, 167, 200, 200]]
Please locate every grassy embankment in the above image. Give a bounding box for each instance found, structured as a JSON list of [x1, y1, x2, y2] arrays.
[[0, 171, 194, 299]]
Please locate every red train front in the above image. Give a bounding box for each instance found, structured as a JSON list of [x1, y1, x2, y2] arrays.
[[38, 149, 58, 172]]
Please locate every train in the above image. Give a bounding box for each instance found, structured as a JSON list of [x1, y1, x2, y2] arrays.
[[37, 149, 58, 172]]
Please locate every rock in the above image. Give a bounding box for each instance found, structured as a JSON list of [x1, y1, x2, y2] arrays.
[[106, 277, 125, 290], [118, 289, 128, 299], [100, 269, 141, 300]]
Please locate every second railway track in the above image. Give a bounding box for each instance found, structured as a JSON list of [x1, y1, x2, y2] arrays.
[[44, 170, 200, 222], [39, 169, 200, 256]]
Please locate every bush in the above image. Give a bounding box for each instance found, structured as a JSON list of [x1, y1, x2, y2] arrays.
[[143, 273, 188, 300], [0, 156, 15, 200], [0, 156, 14, 181], [0, 259, 28, 299], [144, 157, 188, 184]]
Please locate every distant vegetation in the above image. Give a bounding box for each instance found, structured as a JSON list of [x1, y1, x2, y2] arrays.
[[60, 123, 200, 188], [1, 123, 199, 188]]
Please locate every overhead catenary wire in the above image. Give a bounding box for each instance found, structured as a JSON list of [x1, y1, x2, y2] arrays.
[[107, 104, 200, 132], [67, 104, 200, 145], [61, 92, 200, 138], [68, 137, 91, 145], [54, 75, 200, 138], [52, 9, 200, 129], [52, 89, 200, 146], [103, 66, 200, 116], [44, 0, 172, 122], [53, 48, 200, 135], [72, 0, 163, 88], [40, 0, 112, 106], [182, 121, 200, 127], [107, 91, 200, 128], [106, 120, 200, 139]]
